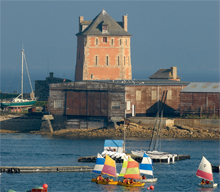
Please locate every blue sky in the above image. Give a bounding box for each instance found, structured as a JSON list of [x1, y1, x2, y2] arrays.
[[1, 1, 219, 93]]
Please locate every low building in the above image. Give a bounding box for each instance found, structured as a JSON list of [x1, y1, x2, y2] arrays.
[[149, 67, 181, 81], [35, 72, 71, 101], [180, 82, 220, 117], [48, 80, 189, 129]]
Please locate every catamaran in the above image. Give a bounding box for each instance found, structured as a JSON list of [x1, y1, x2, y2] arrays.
[[139, 153, 157, 182], [1, 49, 36, 110], [131, 90, 177, 163], [196, 156, 218, 188]]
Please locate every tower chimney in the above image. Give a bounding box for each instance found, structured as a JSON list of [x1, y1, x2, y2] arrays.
[[79, 16, 84, 32], [123, 14, 128, 32], [171, 67, 177, 79]]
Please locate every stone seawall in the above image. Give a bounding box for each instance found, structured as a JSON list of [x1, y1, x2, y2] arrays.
[[174, 119, 220, 129], [0, 115, 42, 133]]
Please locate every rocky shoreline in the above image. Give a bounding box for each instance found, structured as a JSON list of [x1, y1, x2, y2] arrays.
[[1, 114, 219, 139], [41, 122, 219, 139]]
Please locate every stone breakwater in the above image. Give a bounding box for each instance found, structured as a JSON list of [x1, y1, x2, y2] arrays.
[[48, 122, 220, 139]]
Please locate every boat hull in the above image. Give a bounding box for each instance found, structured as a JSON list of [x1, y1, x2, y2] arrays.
[[1, 100, 36, 108], [91, 178, 113, 182], [117, 181, 145, 187], [198, 183, 218, 188], [137, 178, 158, 183], [96, 180, 118, 185]]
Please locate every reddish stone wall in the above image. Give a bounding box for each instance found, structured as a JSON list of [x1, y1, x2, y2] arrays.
[[75, 36, 132, 81], [125, 85, 186, 116], [180, 92, 220, 117]]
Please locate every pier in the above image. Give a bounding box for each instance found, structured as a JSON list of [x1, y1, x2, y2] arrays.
[[78, 154, 191, 163], [0, 166, 93, 173]]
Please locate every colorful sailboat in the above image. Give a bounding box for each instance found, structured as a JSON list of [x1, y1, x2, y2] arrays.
[[118, 155, 128, 177], [91, 153, 105, 182], [118, 156, 145, 187], [96, 155, 118, 185], [139, 153, 157, 182], [196, 156, 218, 188]]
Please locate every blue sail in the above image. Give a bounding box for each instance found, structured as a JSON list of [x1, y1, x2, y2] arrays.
[[139, 153, 153, 175], [93, 153, 105, 174]]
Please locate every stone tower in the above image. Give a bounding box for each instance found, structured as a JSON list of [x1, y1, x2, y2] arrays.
[[75, 10, 132, 81]]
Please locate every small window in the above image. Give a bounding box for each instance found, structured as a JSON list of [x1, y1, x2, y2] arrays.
[[126, 101, 131, 110], [54, 100, 63, 109], [120, 39, 122, 45], [111, 39, 114, 45], [124, 56, 126, 65], [91, 74, 93, 79], [96, 39, 98, 45], [126, 39, 127, 45], [103, 37, 107, 43], [111, 101, 120, 110], [95, 56, 98, 65], [102, 25, 108, 32], [106, 56, 108, 66], [136, 91, 141, 101], [151, 90, 156, 100], [167, 90, 172, 100], [118, 56, 120, 66]]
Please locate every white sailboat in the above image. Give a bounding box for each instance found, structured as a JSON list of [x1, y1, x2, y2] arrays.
[[196, 156, 218, 188], [1, 48, 36, 109], [139, 153, 157, 182]]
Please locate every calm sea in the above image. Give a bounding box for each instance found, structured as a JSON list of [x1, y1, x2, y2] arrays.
[[0, 134, 219, 192]]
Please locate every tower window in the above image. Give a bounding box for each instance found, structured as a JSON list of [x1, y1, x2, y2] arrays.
[[102, 25, 108, 33], [103, 37, 107, 43], [118, 56, 120, 66], [95, 56, 98, 65], [111, 39, 114, 45], [106, 56, 109, 66], [120, 39, 122, 45], [96, 39, 98, 45]]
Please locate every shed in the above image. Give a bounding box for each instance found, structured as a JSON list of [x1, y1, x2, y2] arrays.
[[180, 82, 220, 117], [104, 140, 124, 153]]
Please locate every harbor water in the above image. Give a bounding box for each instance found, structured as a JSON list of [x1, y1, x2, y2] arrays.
[[0, 133, 219, 192]]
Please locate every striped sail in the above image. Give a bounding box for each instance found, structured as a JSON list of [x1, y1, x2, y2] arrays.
[[93, 153, 105, 174], [139, 153, 153, 176], [124, 157, 141, 179], [119, 156, 128, 177], [101, 155, 117, 177], [196, 156, 213, 181]]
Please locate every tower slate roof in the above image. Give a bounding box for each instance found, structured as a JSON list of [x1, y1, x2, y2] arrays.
[[76, 10, 131, 36]]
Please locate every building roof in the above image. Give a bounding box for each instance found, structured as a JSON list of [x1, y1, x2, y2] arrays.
[[180, 82, 220, 93], [92, 79, 189, 86], [76, 10, 131, 36], [149, 68, 181, 79]]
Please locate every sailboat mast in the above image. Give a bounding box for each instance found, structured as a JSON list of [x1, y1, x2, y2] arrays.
[[21, 49, 24, 100]]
